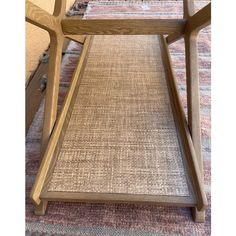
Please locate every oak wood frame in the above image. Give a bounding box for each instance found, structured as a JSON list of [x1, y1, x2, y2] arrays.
[[61, 18, 186, 35], [26, 38, 82, 134], [26, 0, 86, 154], [26, 0, 211, 222]]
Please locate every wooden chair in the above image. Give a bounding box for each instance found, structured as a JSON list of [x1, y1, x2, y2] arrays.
[[26, 0, 211, 222]]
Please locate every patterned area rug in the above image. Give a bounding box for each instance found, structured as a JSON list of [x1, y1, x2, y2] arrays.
[[26, 0, 211, 235]]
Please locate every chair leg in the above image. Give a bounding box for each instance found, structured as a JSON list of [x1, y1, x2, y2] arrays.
[[192, 207, 205, 223], [34, 200, 48, 216], [185, 33, 206, 223], [184, 33, 203, 174], [41, 34, 64, 157]]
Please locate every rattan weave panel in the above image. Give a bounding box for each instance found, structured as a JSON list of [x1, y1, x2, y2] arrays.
[[48, 35, 190, 197]]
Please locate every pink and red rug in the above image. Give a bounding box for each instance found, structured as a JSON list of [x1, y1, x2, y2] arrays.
[[26, 1, 211, 235]]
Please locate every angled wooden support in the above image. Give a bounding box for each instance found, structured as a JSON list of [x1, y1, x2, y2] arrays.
[[26, 0, 58, 33], [41, 0, 66, 154], [26, 38, 73, 134], [166, 2, 211, 45], [31, 36, 92, 207], [183, 1, 211, 223], [184, 3, 211, 35], [183, 0, 211, 177], [185, 35, 204, 221], [164, 0, 211, 221], [26, 0, 74, 155], [41, 34, 64, 154], [54, 1, 86, 44], [185, 31, 206, 223], [159, 36, 207, 213], [26, 1, 86, 153], [185, 34, 202, 173]]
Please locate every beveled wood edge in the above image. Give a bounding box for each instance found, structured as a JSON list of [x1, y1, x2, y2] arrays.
[[30, 36, 93, 206], [41, 191, 196, 207], [159, 35, 207, 211]]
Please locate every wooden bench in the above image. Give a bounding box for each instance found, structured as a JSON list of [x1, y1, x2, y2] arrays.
[[26, 0, 211, 222]]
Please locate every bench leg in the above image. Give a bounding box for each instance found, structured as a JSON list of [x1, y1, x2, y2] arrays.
[[34, 200, 48, 215], [185, 32, 206, 223], [192, 207, 205, 223]]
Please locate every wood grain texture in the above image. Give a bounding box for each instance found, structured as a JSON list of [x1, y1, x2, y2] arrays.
[[25, 0, 57, 33], [61, 18, 186, 35], [41, 34, 64, 155], [167, 2, 211, 44], [183, 1, 211, 221], [26, 38, 72, 134], [30, 36, 92, 206], [26, 0, 210, 221], [184, 31, 206, 222], [184, 33, 203, 174], [159, 36, 207, 212]]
